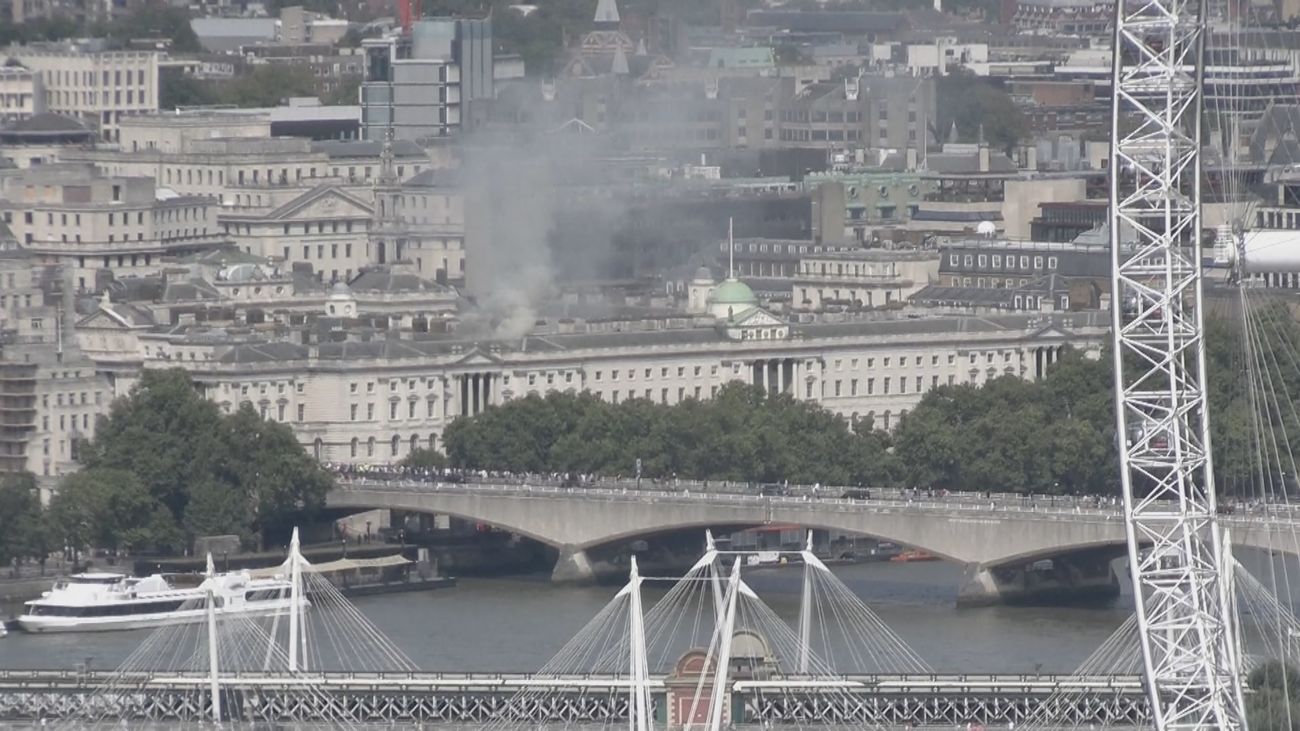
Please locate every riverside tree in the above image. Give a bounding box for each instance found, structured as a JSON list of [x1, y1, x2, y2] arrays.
[[57, 369, 332, 554], [0, 472, 46, 573], [443, 382, 900, 485], [438, 337, 1262, 496]]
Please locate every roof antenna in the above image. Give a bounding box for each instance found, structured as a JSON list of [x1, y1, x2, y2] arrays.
[[728, 216, 735, 279]]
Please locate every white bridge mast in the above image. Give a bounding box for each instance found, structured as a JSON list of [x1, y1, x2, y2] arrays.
[[1108, 0, 1247, 723]]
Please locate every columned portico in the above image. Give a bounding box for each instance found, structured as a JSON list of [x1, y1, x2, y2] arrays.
[[456, 372, 497, 417], [750, 357, 797, 395], [1033, 346, 1063, 379]]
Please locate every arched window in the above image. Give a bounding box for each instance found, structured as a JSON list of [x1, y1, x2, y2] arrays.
[[350, 438, 358, 458], [366, 437, 375, 457], [428, 433, 437, 450], [410, 434, 419, 452], [883, 410, 892, 430], [391, 435, 400, 457], [313, 438, 322, 460]]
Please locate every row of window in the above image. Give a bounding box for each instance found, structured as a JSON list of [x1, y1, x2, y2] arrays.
[[829, 352, 1015, 371], [350, 434, 437, 458], [43, 68, 147, 88], [800, 261, 899, 277], [0, 294, 34, 309], [24, 598, 216, 618], [159, 162, 423, 189], [802, 288, 896, 305], [350, 401, 434, 422], [1259, 210, 1300, 230], [14, 207, 200, 227], [48, 88, 146, 107], [592, 364, 722, 383], [597, 385, 717, 404], [42, 413, 91, 433], [42, 389, 99, 406], [722, 241, 813, 255], [780, 110, 864, 123], [949, 276, 1035, 289], [230, 382, 306, 396], [950, 253, 1060, 271], [830, 374, 950, 398], [291, 243, 356, 261]]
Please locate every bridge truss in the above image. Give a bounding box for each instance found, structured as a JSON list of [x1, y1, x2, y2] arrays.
[[0, 672, 1151, 727], [1108, 0, 1247, 724]]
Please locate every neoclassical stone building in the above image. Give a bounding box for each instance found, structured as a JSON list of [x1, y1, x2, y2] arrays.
[[76, 273, 1106, 464]]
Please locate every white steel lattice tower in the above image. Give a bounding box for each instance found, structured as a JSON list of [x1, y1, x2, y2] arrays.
[[1108, 0, 1248, 724]]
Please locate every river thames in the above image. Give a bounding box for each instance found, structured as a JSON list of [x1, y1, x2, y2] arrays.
[[0, 560, 1141, 673]]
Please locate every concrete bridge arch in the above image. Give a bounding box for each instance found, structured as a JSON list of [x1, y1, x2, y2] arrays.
[[326, 484, 1300, 604]]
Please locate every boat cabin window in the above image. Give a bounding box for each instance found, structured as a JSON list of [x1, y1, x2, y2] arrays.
[[24, 597, 222, 617], [245, 588, 287, 602], [68, 575, 122, 585]]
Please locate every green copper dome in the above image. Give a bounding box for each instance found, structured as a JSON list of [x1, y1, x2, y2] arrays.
[[708, 278, 758, 306]]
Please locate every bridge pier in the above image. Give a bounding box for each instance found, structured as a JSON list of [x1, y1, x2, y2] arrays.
[[957, 553, 1121, 608], [551, 544, 597, 584]]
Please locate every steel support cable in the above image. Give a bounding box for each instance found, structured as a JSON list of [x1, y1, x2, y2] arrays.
[[1241, 292, 1300, 617], [1239, 291, 1290, 704]]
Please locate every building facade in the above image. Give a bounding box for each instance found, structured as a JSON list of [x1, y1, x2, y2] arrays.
[[0, 254, 110, 488], [6, 43, 159, 142], [0, 61, 41, 123], [0, 166, 228, 290], [74, 306, 1103, 462], [361, 18, 494, 142]]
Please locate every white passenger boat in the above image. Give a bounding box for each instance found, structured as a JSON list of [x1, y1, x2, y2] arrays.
[[17, 570, 298, 634]]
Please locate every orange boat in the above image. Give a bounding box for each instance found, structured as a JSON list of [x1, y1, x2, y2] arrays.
[[890, 549, 939, 562]]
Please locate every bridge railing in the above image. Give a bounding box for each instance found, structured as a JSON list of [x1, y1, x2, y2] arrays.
[[333, 477, 1137, 520], [0, 668, 1147, 691], [326, 464, 1084, 505]]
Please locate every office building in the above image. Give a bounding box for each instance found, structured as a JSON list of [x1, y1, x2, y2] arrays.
[[361, 18, 493, 141], [5, 42, 159, 142]]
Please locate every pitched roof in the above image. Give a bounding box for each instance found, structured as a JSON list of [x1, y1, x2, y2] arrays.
[[217, 341, 310, 363], [310, 139, 426, 160], [924, 150, 1019, 174], [1, 112, 91, 135], [162, 278, 222, 302], [910, 274, 1069, 307], [746, 10, 909, 33], [176, 247, 269, 266], [78, 301, 156, 328], [349, 267, 450, 294]]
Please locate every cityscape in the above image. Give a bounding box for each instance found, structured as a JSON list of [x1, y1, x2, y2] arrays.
[[0, 0, 1299, 726]]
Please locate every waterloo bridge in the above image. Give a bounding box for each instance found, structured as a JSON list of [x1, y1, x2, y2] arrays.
[[325, 479, 1300, 606]]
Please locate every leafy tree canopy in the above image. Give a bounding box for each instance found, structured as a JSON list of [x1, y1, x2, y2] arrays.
[[61, 369, 332, 553], [1248, 661, 1300, 730], [442, 309, 1297, 495], [402, 447, 449, 471], [160, 64, 321, 111], [444, 382, 899, 485], [0, 472, 45, 569]]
